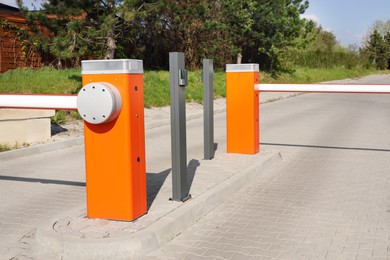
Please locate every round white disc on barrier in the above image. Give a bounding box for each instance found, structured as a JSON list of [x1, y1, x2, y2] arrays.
[[77, 82, 122, 124]]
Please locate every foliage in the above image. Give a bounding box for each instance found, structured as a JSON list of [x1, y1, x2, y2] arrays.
[[51, 110, 67, 124], [364, 19, 390, 45], [307, 26, 337, 52], [0, 18, 40, 67], [228, 0, 309, 73], [0, 144, 11, 152], [365, 29, 390, 70], [361, 19, 390, 70], [16, 0, 310, 72], [17, 0, 146, 68], [367, 30, 386, 69], [264, 67, 378, 83], [0, 142, 29, 152], [286, 50, 360, 69], [13, 1, 388, 73], [283, 19, 368, 69], [133, 0, 233, 69]]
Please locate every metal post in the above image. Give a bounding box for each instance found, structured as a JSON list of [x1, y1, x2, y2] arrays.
[[169, 52, 190, 202], [203, 59, 214, 160]]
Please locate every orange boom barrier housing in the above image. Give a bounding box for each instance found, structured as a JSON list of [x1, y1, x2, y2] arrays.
[[80, 60, 146, 221], [226, 64, 260, 154]]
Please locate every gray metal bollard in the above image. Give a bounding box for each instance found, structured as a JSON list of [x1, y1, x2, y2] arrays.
[[203, 59, 214, 160], [169, 52, 190, 202]]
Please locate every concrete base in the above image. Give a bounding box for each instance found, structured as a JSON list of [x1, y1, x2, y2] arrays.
[[0, 109, 55, 145]]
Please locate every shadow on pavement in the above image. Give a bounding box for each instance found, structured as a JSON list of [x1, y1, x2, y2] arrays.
[[51, 124, 68, 136], [0, 175, 85, 187], [147, 169, 171, 209], [187, 159, 200, 195]]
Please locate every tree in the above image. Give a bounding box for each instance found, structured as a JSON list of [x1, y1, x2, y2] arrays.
[[17, 0, 311, 72], [17, 0, 143, 67], [367, 29, 387, 70], [384, 31, 390, 69], [136, 0, 310, 70], [363, 19, 390, 45], [134, 0, 240, 69], [236, 0, 310, 72], [310, 27, 337, 52]]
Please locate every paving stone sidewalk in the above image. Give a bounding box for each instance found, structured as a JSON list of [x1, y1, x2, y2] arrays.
[[0, 93, 293, 259]]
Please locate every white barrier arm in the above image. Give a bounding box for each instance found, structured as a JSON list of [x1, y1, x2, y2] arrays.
[[255, 84, 390, 94], [0, 94, 78, 110]]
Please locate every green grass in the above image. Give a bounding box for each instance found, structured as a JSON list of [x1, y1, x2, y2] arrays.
[[144, 70, 226, 108], [0, 66, 384, 108], [0, 142, 29, 152], [0, 143, 11, 152], [0, 67, 82, 94], [261, 67, 381, 83]]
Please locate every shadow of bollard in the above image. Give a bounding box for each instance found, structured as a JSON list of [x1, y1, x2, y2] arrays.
[[146, 169, 171, 209], [187, 159, 200, 195]]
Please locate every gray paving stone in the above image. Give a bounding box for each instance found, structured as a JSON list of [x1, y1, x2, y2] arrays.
[[147, 89, 390, 259], [3, 76, 390, 259]]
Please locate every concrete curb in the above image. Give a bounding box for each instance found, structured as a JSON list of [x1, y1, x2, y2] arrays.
[[0, 137, 84, 161], [31, 151, 282, 259]]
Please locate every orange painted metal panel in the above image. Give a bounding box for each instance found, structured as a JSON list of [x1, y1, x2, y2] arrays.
[[226, 71, 259, 154], [81, 73, 146, 221]]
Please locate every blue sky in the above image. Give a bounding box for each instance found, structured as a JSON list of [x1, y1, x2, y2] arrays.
[[303, 0, 390, 47], [2, 0, 43, 10], [3, 0, 390, 47]]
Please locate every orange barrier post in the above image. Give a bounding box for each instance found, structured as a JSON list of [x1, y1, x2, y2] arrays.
[[79, 60, 146, 221], [226, 64, 260, 154]]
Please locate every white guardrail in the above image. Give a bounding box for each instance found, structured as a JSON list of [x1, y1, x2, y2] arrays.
[[255, 84, 390, 94], [0, 94, 78, 110], [1, 83, 390, 111]]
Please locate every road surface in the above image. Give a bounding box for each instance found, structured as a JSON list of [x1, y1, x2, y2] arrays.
[[146, 75, 390, 259], [1, 74, 390, 259]]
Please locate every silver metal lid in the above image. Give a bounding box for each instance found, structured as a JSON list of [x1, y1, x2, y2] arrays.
[[81, 59, 143, 74], [226, 64, 259, 73]]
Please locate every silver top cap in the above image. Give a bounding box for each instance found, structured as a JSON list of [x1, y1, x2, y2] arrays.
[[81, 59, 143, 74], [226, 64, 259, 73]]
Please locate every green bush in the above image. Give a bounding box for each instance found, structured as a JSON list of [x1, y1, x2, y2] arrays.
[[285, 50, 363, 69], [0, 144, 11, 152], [51, 111, 67, 125]]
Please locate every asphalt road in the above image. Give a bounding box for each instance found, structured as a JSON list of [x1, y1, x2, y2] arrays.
[[147, 75, 390, 259]]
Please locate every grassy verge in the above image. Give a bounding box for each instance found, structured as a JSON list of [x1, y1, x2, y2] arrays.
[[0, 144, 11, 152], [262, 67, 382, 83], [144, 70, 226, 108], [0, 66, 384, 108], [0, 67, 82, 94], [0, 142, 29, 152]]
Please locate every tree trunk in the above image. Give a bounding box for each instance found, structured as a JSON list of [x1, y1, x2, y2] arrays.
[[237, 53, 242, 64], [104, 30, 116, 59]]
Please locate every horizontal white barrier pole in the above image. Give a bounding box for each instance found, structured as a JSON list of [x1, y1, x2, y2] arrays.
[[255, 84, 390, 94], [0, 94, 78, 110]]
